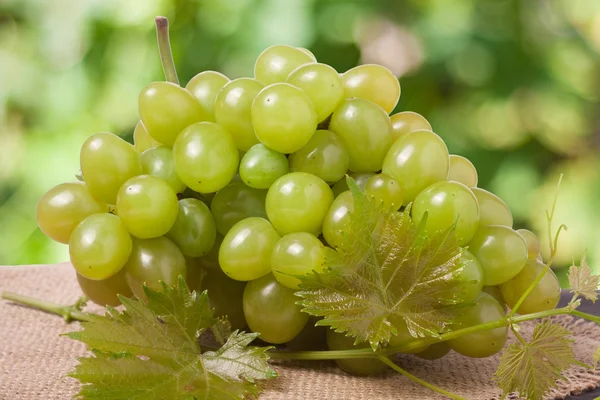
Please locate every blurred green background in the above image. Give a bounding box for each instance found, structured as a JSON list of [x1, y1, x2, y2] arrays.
[[0, 0, 599, 286]]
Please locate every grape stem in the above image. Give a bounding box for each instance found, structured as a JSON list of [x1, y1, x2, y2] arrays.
[[155, 16, 179, 85], [1, 292, 91, 322]]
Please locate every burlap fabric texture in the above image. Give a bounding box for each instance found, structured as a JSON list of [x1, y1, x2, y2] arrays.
[[0, 264, 599, 400]]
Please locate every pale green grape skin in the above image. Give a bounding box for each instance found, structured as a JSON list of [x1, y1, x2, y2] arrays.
[[297, 47, 317, 61], [448, 155, 478, 188], [390, 111, 432, 142], [441, 250, 484, 303], [364, 173, 404, 210], [471, 188, 513, 228], [251, 83, 318, 154], [173, 122, 239, 193], [342, 64, 400, 114], [415, 342, 451, 360], [271, 232, 325, 289], [210, 182, 268, 235], [266, 172, 334, 235], [243, 274, 309, 344], [200, 268, 247, 330], [69, 214, 132, 281], [331, 173, 374, 197], [322, 190, 354, 249], [326, 330, 388, 376], [388, 316, 429, 353], [412, 181, 480, 245], [141, 146, 186, 193], [76, 268, 132, 307], [468, 225, 528, 286], [382, 130, 449, 205], [287, 63, 344, 122], [80, 132, 143, 204], [239, 144, 289, 189], [133, 121, 161, 153], [329, 98, 392, 173], [499, 259, 560, 315], [219, 217, 280, 281], [516, 229, 541, 260], [138, 82, 208, 146], [482, 286, 505, 308], [185, 71, 229, 122], [448, 292, 508, 358], [254, 45, 315, 85], [116, 175, 179, 239], [214, 78, 264, 151], [289, 130, 350, 184], [166, 198, 216, 257], [36, 182, 109, 244]]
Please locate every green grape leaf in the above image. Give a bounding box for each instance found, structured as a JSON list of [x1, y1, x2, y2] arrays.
[[298, 178, 466, 349], [568, 254, 600, 302], [66, 276, 276, 399], [494, 321, 577, 399]]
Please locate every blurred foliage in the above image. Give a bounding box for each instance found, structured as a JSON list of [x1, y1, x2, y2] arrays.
[[0, 0, 598, 286]]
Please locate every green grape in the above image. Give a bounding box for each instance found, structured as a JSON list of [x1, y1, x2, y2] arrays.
[[331, 173, 374, 197], [468, 226, 528, 286], [516, 229, 541, 260], [415, 342, 451, 360], [69, 214, 132, 280], [36, 182, 109, 244], [173, 122, 239, 193], [214, 78, 264, 151], [441, 250, 483, 303], [286, 317, 327, 350], [80, 132, 143, 204], [390, 111, 432, 142], [166, 198, 216, 257], [322, 190, 354, 249], [471, 188, 513, 228], [133, 121, 161, 153], [201, 268, 247, 330], [329, 98, 392, 173], [448, 155, 478, 188], [287, 63, 344, 122], [185, 71, 229, 122], [239, 144, 289, 189], [76, 268, 132, 307], [499, 259, 560, 315], [297, 47, 317, 61], [254, 45, 315, 85], [271, 232, 325, 289], [210, 182, 268, 235], [116, 175, 179, 239], [388, 316, 429, 353], [266, 172, 334, 235], [195, 234, 223, 272], [412, 181, 479, 245], [364, 173, 403, 210], [219, 217, 280, 281], [141, 146, 186, 193], [124, 236, 187, 300], [326, 330, 387, 376], [184, 257, 205, 293], [482, 286, 505, 308], [138, 81, 207, 146], [448, 292, 508, 358], [243, 274, 309, 344], [382, 130, 449, 205], [252, 83, 318, 154], [289, 130, 349, 184], [341, 64, 400, 114]]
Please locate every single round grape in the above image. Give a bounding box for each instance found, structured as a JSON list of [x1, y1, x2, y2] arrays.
[[214, 78, 264, 151], [243, 274, 309, 344], [326, 330, 387, 376], [388, 316, 429, 353], [516, 229, 541, 260], [271, 232, 325, 289], [390, 111, 432, 142], [166, 198, 216, 257], [448, 292, 508, 358], [210, 182, 268, 235], [266, 172, 334, 235], [116, 175, 179, 239], [471, 188, 513, 228], [251, 83, 318, 154], [341, 64, 400, 114], [364, 173, 404, 210], [69, 214, 132, 280], [239, 144, 289, 189], [468, 225, 528, 286], [441, 250, 484, 303], [297, 47, 317, 61], [412, 181, 480, 245], [36, 182, 108, 244], [254, 45, 315, 85], [448, 155, 478, 188], [219, 217, 280, 281], [415, 342, 451, 360], [133, 121, 161, 153], [141, 146, 186, 193], [138, 81, 207, 146], [185, 71, 229, 122], [322, 190, 354, 249], [289, 130, 349, 184], [287, 63, 344, 122], [76, 268, 132, 307], [329, 98, 392, 173], [382, 130, 449, 205], [200, 268, 247, 330], [482, 286, 505, 308], [500, 259, 560, 315], [173, 122, 239, 193], [80, 132, 143, 204], [331, 173, 374, 197]]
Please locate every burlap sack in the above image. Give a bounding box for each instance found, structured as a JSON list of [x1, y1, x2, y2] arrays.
[[0, 264, 598, 400]]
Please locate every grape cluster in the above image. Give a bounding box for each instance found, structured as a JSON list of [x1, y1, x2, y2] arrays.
[[36, 44, 561, 374]]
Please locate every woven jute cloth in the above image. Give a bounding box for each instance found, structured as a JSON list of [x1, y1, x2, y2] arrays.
[[0, 264, 599, 400]]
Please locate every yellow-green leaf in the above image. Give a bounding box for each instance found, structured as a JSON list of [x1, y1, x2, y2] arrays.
[[568, 254, 600, 302]]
